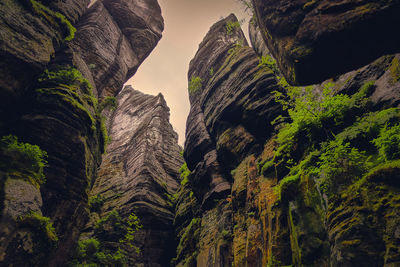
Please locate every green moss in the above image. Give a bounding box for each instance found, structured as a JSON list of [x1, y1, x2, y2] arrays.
[[36, 67, 98, 134], [188, 76, 202, 94], [290, 45, 313, 60], [88, 194, 105, 212], [17, 212, 58, 243], [175, 218, 201, 264], [99, 117, 109, 153], [0, 135, 48, 186], [279, 174, 300, 202], [260, 159, 274, 176], [225, 20, 241, 35], [389, 56, 400, 84], [29, 0, 76, 41], [258, 55, 279, 74], [100, 96, 118, 111], [179, 163, 191, 186]]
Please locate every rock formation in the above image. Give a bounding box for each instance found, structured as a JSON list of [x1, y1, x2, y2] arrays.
[[1, 0, 400, 266], [78, 85, 183, 266], [251, 0, 400, 85], [175, 14, 283, 266], [175, 11, 400, 267], [0, 0, 164, 266]]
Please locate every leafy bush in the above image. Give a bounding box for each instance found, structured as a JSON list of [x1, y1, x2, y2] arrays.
[[372, 123, 400, 162], [94, 210, 142, 245], [188, 76, 202, 94], [0, 135, 48, 185], [319, 139, 370, 194], [273, 81, 370, 164], [74, 238, 127, 267]]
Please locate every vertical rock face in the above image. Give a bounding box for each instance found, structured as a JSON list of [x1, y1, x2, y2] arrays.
[[176, 8, 400, 267], [176, 14, 283, 267], [0, 0, 164, 266], [72, 0, 164, 98], [251, 0, 400, 85], [82, 85, 183, 266]]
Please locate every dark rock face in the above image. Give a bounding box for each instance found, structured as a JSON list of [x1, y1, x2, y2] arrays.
[[0, 0, 164, 266], [82, 86, 183, 266], [177, 14, 283, 266], [251, 0, 400, 85], [176, 12, 400, 267], [248, 18, 269, 58], [71, 0, 164, 98], [185, 13, 282, 208]]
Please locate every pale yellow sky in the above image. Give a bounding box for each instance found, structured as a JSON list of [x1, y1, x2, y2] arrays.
[[126, 0, 251, 145]]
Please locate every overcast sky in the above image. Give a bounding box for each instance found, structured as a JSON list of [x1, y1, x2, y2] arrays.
[[125, 0, 251, 146]]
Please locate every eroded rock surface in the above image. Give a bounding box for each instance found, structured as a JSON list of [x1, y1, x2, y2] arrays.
[[175, 12, 400, 267], [0, 0, 164, 265], [177, 14, 283, 266], [81, 86, 183, 266], [72, 0, 164, 98], [252, 0, 400, 85]]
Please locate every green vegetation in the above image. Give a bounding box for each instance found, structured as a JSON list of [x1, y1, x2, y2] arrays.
[[38, 66, 92, 92], [209, 67, 214, 76], [0, 135, 48, 186], [265, 78, 400, 205], [225, 20, 242, 35], [221, 230, 232, 240], [372, 123, 400, 162], [259, 55, 279, 74], [73, 238, 127, 267], [179, 163, 191, 186], [235, 0, 253, 14], [18, 212, 58, 244], [173, 218, 201, 266], [29, 0, 76, 41], [188, 76, 202, 94], [89, 194, 105, 212], [73, 210, 142, 266], [228, 39, 244, 55], [99, 96, 118, 111]]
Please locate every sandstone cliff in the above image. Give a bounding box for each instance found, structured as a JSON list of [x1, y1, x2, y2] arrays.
[[77, 85, 183, 266], [0, 0, 163, 265], [175, 11, 400, 267]]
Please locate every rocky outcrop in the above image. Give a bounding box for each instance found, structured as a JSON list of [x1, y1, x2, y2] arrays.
[[176, 14, 283, 266], [176, 10, 400, 267], [251, 0, 400, 85], [0, 0, 164, 266], [71, 0, 164, 98], [79, 85, 183, 266]]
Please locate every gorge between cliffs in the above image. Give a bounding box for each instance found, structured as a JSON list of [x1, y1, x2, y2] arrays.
[[0, 0, 400, 266]]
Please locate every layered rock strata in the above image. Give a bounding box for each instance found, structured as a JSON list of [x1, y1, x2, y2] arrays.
[[175, 14, 283, 266], [0, 0, 163, 265], [175, 11, 400, 267], [80, 86, 183, 266]]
